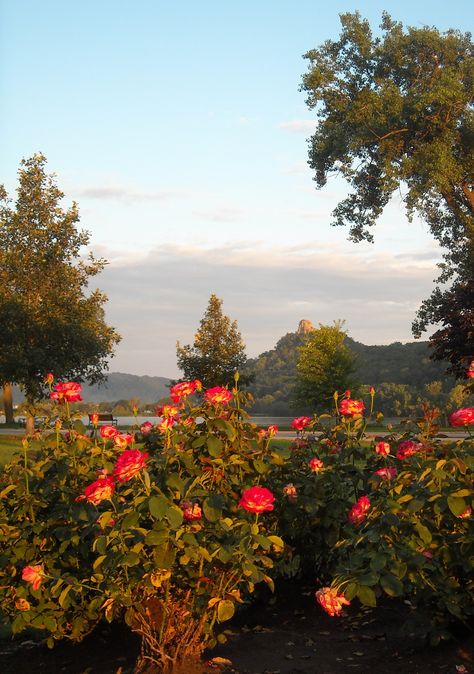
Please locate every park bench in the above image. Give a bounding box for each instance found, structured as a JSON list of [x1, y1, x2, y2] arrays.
[[88, 413, 118, 427]]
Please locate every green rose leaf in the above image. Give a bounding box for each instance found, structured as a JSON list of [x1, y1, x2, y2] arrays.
[[356, 585, 377, 607], [217, 599, 235, 622], [447, 496, 467, 516], [380, 574, 404, 597]]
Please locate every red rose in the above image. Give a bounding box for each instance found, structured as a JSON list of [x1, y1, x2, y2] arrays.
[[449, 407, 474, 427], [158, 417, 176, 432], [204, 386, 233, 405], [113, 449, 149, 483], [467, 361, 474, 378], [114, 433, 133, 449], [396, 439, 421, 459], [348, 495, 371, 525], [169, 380, 201, 402], [44, 372, 54, 385], [50, 381, 82, 403], [291, 416, 311, 431], [339, 398, 365, 416], [309, 457, 324, 473], [239, 486, 275, 513], [315, 587, 350, 616]]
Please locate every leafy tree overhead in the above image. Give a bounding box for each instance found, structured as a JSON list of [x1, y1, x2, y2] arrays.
[[0, 154, 120, 427], [301, 12, 474, 338], [176, 293, 248, 388], [295, 321, 359, 412]]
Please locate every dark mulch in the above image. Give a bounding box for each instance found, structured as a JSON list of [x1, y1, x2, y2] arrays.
[[1, 583, 472, 674]]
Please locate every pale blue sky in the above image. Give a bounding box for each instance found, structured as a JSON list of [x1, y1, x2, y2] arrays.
[[1, 1, 472, 377]]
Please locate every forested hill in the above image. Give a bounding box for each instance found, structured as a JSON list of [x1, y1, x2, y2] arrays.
[[245, 331, 456, 415], [81, 373, 172, 403]]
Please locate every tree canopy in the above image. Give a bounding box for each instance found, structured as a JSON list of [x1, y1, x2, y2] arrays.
[[176, 294, 248, 388], [301, 12, 474, 338], [0, 154, 121, 405], [294, 321, 359, 412]]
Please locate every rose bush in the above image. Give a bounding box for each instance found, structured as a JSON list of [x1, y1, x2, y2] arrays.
[[0, 379, 284, 673]]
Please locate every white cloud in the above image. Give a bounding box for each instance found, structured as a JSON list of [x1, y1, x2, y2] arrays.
[[72, 185, 188, 202], [277, 119, 316, 133]]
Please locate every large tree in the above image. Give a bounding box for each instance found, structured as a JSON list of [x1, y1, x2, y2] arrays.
[[301, 12, 474, 344], [0, 154, 120, 428], [176, 294, 248, 388], [294, 321, 359, 412]]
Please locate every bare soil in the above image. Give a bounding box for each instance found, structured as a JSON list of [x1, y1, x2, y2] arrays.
[[1, 583, 472, 674]]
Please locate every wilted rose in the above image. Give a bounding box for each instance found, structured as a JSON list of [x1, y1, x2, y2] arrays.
[[374, 467, 397, 481], [180, 500, 203, 522], [339, 398, 365, 416], [15, 598, 31, 611], [283, 483, 297, 502], [113, 449, 149, 483], [396, 439, 422, 459], [204, 386, 233, 405], [22, 564, 45, 591], [50, 381, 82, 403], [315, 587, 350, 616], [239, 486, 275, 513], [449, 407, 474, 427], [348, 495, 371, 525]]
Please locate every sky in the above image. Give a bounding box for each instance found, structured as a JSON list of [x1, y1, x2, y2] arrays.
[[1, 1, 472, 378]]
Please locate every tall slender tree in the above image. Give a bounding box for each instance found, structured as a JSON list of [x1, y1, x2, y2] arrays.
[[176, 294, 248, 388], [0, 154, 120, 430]]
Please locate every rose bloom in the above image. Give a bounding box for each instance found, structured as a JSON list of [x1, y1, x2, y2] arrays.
[[170, 380, 202, 403], [83, 475, 115, 505], [375, 441, 391, 456], [315, 587, 350, 617], [309, 457, 324, 473], [374, 467, 397, 481], [204, 386, 233, 405], [140, 421, 153, 435], [22, 565, 45, 591], [339, 398, 365, 416], [180, 500, 203, 522], [457, 505, 472, 519], [50, 381, 83, 403], [15, 598, 31, 611], [449, 407, 474, 427], [396, 439, 421, 459], [156, 404, 180, 417], [158, 417, 176, 432], [239, 486, 275, 513], [100, 424, 119, 440], [44, 372, 54, 385], [113, 449, 149, 483], [291, 416, 311, 431], [348, 495, 371, 525], [467, 360, 474, 378], [114, 433, 133, 449], [283, 483, 298, 501], [90, 413, 100, 425]]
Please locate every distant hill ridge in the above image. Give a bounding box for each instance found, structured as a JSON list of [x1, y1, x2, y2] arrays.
[[82, 372, 172, 403]]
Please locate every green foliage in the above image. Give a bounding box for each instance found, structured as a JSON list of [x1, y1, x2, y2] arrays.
[[0, 154, 120, 402], [176, 294, 248, 388], [0, 387, 281, 672], [301, 12, 474, 335], [295, 321, 359, 411]]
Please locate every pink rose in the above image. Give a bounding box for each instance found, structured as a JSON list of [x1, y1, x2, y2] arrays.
[[374, 467, 397, 481], [50, 381, 83, 403], [204, 386, 233, 405], [375, 441, 390, 456], [291, 416, 311, 431], [22, 564, 45, 591], [82, 475, 115, 505], [113, 449, 149, 483], [239, 486, 275, 513], [449, 407, 474, 427], [348, 495, 371, 525], [309, 457, 324, 473], [140, 421, 153, 435], [315, 587, 350, 616]]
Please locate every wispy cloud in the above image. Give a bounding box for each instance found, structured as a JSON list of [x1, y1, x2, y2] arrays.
[[277, 119, 316, 133], [73, 185, 188, 202], [192, 207, 246, 223]]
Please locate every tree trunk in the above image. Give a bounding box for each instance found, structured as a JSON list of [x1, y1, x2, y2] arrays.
[[25, 395, 35, 434], [3, 383, 14, 424]]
